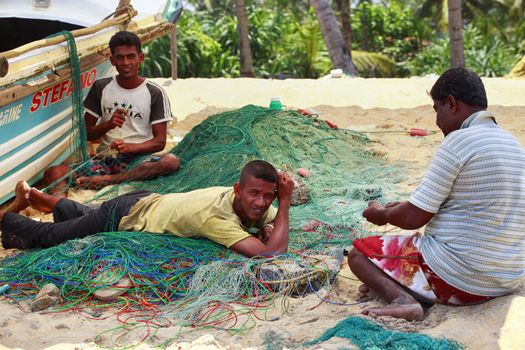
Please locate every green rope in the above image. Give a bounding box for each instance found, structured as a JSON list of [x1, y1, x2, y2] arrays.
[[306, 316, 464, 350], [49, 31, 89, 164]]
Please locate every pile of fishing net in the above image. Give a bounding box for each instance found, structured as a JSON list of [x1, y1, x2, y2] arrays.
[[0, 105, 420, 346], [306, 316, 463, 350]]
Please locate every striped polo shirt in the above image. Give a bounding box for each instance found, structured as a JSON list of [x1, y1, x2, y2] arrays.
[[410, 111, 525, 296]]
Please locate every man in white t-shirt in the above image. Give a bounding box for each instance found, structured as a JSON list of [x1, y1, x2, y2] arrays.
[[348, 67, 525, 321], [42, 31, 180, 200]]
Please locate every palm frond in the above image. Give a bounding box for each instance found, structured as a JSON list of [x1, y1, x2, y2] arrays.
[[352, 51, 397, 77]]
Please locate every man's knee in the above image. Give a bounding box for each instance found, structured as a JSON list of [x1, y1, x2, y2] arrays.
[[159, 154, 180, 174], [44, 165, 71, 183], [347, 247, 365, 269]]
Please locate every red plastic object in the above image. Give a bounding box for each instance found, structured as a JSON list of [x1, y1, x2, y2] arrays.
[[297, 167, 309, 177], [324, 119, 338, 129], [409, 128, 428, 136]]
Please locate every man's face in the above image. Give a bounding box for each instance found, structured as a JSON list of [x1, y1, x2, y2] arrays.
[[433, 98, 456, 136], [234, 175, 277, 222], [110, 45, 144, 80]]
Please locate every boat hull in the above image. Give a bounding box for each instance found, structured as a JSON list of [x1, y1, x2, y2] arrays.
[[0, 60, 114, 204]]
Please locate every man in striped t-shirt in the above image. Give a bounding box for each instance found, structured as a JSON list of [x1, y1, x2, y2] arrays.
[[348, 67, 525, 321]]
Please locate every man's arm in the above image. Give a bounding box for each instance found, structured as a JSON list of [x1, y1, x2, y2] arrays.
[[363, 200, 434, 230], [230, 173, 294, 257], [85, 111, 125, 141], [109, 122, 168, 155]]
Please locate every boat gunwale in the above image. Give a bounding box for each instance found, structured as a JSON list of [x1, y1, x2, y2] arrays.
[[0, 20, 173, 107]]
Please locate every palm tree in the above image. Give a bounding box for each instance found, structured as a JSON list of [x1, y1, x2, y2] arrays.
[[311, 0, 358, 76], [335, 0, 353, 52], [234, 0, 255, 77], [448, 0, 464, 67]]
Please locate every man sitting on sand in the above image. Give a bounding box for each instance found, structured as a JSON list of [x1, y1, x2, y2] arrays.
[[43, 30, 180, 198], [1, 160, 293, 258], [348, 67, 525, 321]]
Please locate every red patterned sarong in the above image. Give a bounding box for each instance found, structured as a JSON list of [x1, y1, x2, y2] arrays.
[[353, 234, 493, 305]]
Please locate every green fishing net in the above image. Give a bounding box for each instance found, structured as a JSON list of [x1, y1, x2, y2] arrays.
[[0, 105, 424, 347]]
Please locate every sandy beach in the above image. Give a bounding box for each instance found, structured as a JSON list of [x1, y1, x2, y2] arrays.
[[1, 77, 525, 350]]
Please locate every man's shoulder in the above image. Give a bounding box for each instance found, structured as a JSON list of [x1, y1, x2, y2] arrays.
[[144, 80, 169, 98], [93, 76, 114, 88], [446, 123, 522, 150]]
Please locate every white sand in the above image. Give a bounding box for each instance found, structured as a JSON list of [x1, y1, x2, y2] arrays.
[[1, 77, 525, 350]]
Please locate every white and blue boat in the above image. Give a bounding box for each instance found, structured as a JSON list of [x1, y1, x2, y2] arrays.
[[0, 0, 181, 204]]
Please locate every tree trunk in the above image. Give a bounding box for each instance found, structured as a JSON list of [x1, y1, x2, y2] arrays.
[[171, 26, 177, 80], [312, 0, 357, 76], [335, 0, 353, 56], [448, 0, 464, 67], [234, 0, 255, 77]]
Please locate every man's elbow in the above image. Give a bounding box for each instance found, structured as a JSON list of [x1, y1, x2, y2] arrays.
[[262, 244, 288, 257], [241, 245, 288, 259], [151, 140, 166, 153], [86, 132, 97, 142]]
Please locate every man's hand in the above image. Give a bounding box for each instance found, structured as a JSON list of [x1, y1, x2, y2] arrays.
[[362, 200, 434, 230], [362, 200, 388, 226], [107, 108, 126, 129], [109, 140, 134, 154], [277, 172, 294, 205], [256, 224, 273, 244]]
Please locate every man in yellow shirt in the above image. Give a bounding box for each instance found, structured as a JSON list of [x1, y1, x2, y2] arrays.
[[0, 160, 293, 258]]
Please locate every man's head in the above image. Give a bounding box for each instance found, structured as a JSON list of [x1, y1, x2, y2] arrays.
[[233, 160, 279, 223], [430, 67, 488, 136], [109, 31, 144, 82]]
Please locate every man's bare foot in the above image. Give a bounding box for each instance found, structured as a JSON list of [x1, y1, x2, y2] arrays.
[[6, 180, 31, 213], [358, 284, 382, 302], [76, 175, 113, 190], [362, 296, 424, 321], [27, 188, 59, 213]]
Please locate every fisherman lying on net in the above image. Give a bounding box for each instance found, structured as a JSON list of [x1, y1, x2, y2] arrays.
[[347, 67, 525, 321], [42, 30, 180, 199], [0, 160, 293, 258]]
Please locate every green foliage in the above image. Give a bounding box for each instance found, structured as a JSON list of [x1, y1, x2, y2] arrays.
[[145, 6, 334, 79], [141, 35, 172, 78], [407, 24, 521, 77], [352, 50, 397, 78], [351, 1, 431, 76], [140, 0, 523, 79]]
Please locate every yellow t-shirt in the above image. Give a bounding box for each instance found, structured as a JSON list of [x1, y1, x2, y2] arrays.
[[118, 187, 277, 248]]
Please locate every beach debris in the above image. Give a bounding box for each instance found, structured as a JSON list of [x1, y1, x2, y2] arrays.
[[330, 68, 344, 78], [91, 267, 132, 301], [297, 167, 310, 178], [0, 284, 9, 294], [256, 254, 340, 296], [409, 127, 429, 137], [92, 276, 132, 301], [30, 283, 62, 312], [303, 220, 321, 232], [297, 107, 319, 116], [280, 166, 311, 205], [269, 96, 284, 110], [290, 174, 311, 206], [324, 119, 338, 129]]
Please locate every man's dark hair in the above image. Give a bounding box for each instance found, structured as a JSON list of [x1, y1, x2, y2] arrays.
[[430, 67, 488, 108], [109, 31, 142, 55], [240, 160, 278, 185]]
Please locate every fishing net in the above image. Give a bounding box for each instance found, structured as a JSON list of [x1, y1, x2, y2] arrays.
[[306, 316, 463, 350], [0, 105, 417, 347], [51, 30, 89, 164]]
